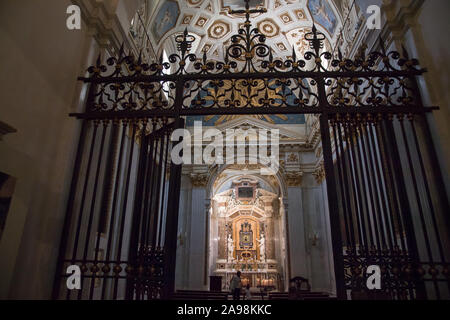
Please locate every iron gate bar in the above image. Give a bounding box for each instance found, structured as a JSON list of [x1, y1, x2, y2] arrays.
[[163, 118, 185, 299], [101, 119, 127, 300], [76, 69, 427, 84], [69, 106, 439, 120], [331, 120, 354, 246], [358, 120, 382, 251], [126, 119, 150, 300], [84, 120, 108, 300], [384, 117, 426, 299]]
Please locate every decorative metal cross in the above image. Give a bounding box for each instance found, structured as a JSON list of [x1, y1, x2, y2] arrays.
[[230, 0, 267, 24]]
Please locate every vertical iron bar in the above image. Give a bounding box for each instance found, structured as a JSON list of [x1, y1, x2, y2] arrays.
[[409, 116, 449, 294], [157, 127, 170, 247], [336, 120, 357, 246], [69, 120, 99, 300], [52, 117, 88, 299], [320, 112, 346, 299], [81, 120, 108, 300], [113, 120, 137, 300], [398, 114, 439, 298], [408, 76, 450, 232], [162, 117, 184, 299], [151, 132, 164, 248], [330, 118, 352, 249], [352, 116, 375, 249], [343, 120, 366, 250], [366, 117, 395, 249], [358, 119, 383, 250], [101, 120, 127, 300], [374, 116, 409, 299], [126, 119, 150, 300], [383, 115, 426, 299], [145, 121, 159, 247]]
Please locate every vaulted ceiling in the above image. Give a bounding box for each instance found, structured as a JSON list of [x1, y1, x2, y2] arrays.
[[138, 0, 363, 60]]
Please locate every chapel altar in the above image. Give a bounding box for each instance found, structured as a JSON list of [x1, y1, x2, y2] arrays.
[[209, 177, 285, 291]]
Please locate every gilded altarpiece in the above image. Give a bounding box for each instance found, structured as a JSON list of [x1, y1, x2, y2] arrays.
[[212, 178, 282, 290]]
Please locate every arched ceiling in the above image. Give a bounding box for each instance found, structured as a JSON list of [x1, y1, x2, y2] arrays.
[[145, 0, 358, 60]]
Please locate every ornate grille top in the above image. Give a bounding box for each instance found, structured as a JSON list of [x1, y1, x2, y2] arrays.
[[84, 0, 421, 79]]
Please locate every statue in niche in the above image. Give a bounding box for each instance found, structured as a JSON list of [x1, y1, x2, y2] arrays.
[[256, 233, 266, 261], [227, 233, 235, 261]]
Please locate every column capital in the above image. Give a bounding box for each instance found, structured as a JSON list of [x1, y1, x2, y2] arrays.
[[284, 171, 303, 187], [312, 162, 325, 185], [190, 173, 209, 188]]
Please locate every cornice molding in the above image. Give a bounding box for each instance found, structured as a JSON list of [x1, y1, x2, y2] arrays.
[[73, 0, 135, 56], [382, 0, 424, 40]]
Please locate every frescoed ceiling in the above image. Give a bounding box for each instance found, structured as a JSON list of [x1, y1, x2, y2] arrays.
[[144, 0, 355, 61]]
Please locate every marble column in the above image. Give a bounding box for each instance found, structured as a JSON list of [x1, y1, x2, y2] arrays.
[[302, 168, 335, 294], [175, 174, 192, 290], [279, 199, 290, 291], [285, 174, 309, 281], [186, 173, 209, 290]]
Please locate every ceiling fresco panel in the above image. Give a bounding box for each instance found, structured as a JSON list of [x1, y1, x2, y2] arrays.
[[151, 0, 180, 44], [307, 0, 338, 37]]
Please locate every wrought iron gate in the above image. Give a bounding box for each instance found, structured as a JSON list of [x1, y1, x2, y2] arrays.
[[53, 1, 449, 300], [52, 113, 184, 299]]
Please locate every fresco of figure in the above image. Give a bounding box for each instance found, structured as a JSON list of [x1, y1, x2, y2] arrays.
[[151, 1, 180, 43], [308, 0, 337, 36], [157, 9, 172, 36]]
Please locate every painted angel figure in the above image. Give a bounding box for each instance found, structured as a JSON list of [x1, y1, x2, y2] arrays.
[[156, 9, 172, 36], [311, 0, 334, 27], [256, 233, 266, 261]]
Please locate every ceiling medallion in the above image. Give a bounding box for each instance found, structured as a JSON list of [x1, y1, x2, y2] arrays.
[[257, 19, 279, 38], [195, 16, 209, 27], [294, 9, 307, 20], [181, 14, 193, 25], [276, 42, 287, 51], [208, 20, 231, 39], [279, 12, 293, 24]]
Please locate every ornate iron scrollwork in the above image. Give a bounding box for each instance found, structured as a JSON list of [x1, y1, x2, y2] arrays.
[[75, 0, 423, 118]]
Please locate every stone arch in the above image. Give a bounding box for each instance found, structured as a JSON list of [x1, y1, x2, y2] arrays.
[[206, 161, 287, 200]]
